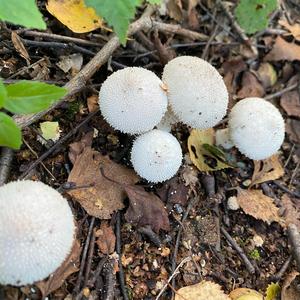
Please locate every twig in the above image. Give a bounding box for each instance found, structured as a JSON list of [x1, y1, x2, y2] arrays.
[[272, 255, 292, 281], [116, 212, 129, 300], [88, 256, 109, 287], [138, 225, 162, 247], [272, 180, 300, 198], [74, 216, 96, 295], [155, 257, 191, 300], [83, 228, 96, 287], [104, 260, 115, 300], [0, 148, 14, 186], [221, 226, 255, 274], [18, 110, 99, 180], [201, 24, 219, 60], [265, 83, 298, 100], [288, 224, 300, 272]]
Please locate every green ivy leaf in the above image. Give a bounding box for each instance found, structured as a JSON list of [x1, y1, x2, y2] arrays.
[[235, 0, 277, 34], [4, 81, 67, 114], [0, 0, 46, 29], [0, 80, 7, 108], [0, 112, 22, 149]]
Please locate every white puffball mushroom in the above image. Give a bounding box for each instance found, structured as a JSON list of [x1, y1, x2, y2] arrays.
[[162, 56, 228, 129], [228, 97, 285, 160], [0, 180, 75, 286], [99, 67, 168, 134], [215, 128, 234, 149], [131, 129, 182, 183]]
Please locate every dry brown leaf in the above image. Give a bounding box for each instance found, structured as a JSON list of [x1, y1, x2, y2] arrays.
[[256, 63, 277, 89], [237, 71, 265, 99], [279, 19, 300, 41], [264, 36, 300, 61], [95, 222, 116, 255], [251, 155, 284, 187], [281, 194, 300, 230], [124, 185, 170, 233], [229, 287, 263, 300], [281, 271, 300, 300], [167, 0, 183, 21], [280, 90, 300, 117], [175, 280, 230, 300], [237, 189, 285, 226], [46, 0, 104, 33], [87, 95, 99, 113], [67, 140, 139, 219], [36, 240, 81, 298], [187, 0, 199, 30], [286, 119, 300, 143], [11, 31, 30, 64], [57, 54, 83, 75]]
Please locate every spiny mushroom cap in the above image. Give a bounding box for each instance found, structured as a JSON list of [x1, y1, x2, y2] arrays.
[[0, 180, 75, 286], [99, 67, 168, 134], [131, 129, 182, 183], [228, 97, 285, 160], [162, 56, 228, 129]]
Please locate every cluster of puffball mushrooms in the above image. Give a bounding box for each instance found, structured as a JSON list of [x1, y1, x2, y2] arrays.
[[0, 56, 285, 287], [100, 55, 285, 183]]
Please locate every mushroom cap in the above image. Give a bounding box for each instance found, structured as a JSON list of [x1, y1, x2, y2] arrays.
[[162, 56, 228, 129], [228, 97, 285, 160], [0, 180, 75, 286], [131, 129, 182, 183], [99, 67, 168, 134]]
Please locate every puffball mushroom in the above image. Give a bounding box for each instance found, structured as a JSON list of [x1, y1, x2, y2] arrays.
[[228, 97, 285, 160], [131, 129, 182, 183], [0, 180, 75, 286], [162, 56, 228, 129], [215, 128, 234, 150], [99, 67, 168, 134]]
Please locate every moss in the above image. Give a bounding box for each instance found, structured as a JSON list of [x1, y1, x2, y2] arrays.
[[249, 249, 261, 260]]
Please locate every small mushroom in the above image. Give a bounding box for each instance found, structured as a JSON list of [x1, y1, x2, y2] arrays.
[[228, 97, 285, 160], [131, 129, 182, 183], [162, 56, 228, 129], [99, 67, 168, 134], [0, 180, 75, 286]]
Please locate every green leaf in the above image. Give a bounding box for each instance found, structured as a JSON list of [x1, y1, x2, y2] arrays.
[[235, 0, 277, 34], [85, 0, 142, 44], [0, 0, 46, 29], [147, 0, 161, 4], [0, 112, 22, 149], [4, 81, 67, 114], [0, 80, 7, 108]]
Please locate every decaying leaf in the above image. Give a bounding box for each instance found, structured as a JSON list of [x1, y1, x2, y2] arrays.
[[57, 54, 83, 75], [280, 90, 300, 117], [11, 31, 30, 64], [46, 0, 103, 33], [166, 0, 183, 21], [87, 94, 99, 113], [251, 154, 284, 187], [175, 280, 230, 300], [67, 134, 139, 219], [256, 63, 277, 89], [124, 185, 170, 233], [229, 287, 263, 300], [36, 240, 81, 298], [237, 71, 265, 99], [279, 19, 300, 41], [188, 128, 232, 172], [95, 222, 116, 255], [237, 189, 285, 226], [281, 194, 300, 230], [281, 271, 300, 300], [39, 121, 60, 142], [264, 36, 300, 61], [286, 119, 300, 144], [265, 282, 280, 300]]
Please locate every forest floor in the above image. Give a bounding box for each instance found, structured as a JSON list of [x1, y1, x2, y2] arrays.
[[1, 0, 300, 299]]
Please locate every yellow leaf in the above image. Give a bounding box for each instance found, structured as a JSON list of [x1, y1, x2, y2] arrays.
[[46, 0, 104, 33], [229, 288, 263, 300], [175, 280, 230, 300], [265, 282, 280, 300], [40, 121, 60, 141], [187, 128, 232, 172]]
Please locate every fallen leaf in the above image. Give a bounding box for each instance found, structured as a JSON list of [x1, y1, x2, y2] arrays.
[[281, 194, 300, 230], [46, 0, 103, 33], [265, 282, 280, 300], [229, 287, 263, 300], [251, 154, 284, 186], [11, 31, 30, 64], [57, 53, 83, 75], [30, 58, 50, 81], [188, 128, 232, 172], [280, 90, 300, 117], [187, 0, 199, 30], [281, 271, 300, 300], [67, 135, 139, 219], [95, 222, 116, 254], [36, 240, 81, 298], [39, 121, 60, 142], [175, 280, 230, 300], [166, 0, 183, 22], [286, 119, 300, 143], [87, 94, 99, 113], [124, 185, 170, 233], [279, 19, 300, 41], [264, 36, 300, 61], [237, 189, 285, 226], [237, 71, 265, 99], [256, 63, 277, 89]]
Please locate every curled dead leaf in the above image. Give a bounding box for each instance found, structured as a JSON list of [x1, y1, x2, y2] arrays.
[[237, 71, 265, 99], [95, 222, 116, 255], [280, 90, 300, 117], [11, 31, 30, 64]]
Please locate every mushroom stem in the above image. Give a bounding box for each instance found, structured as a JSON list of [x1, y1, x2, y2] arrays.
[[215, 128, 234, 150]]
